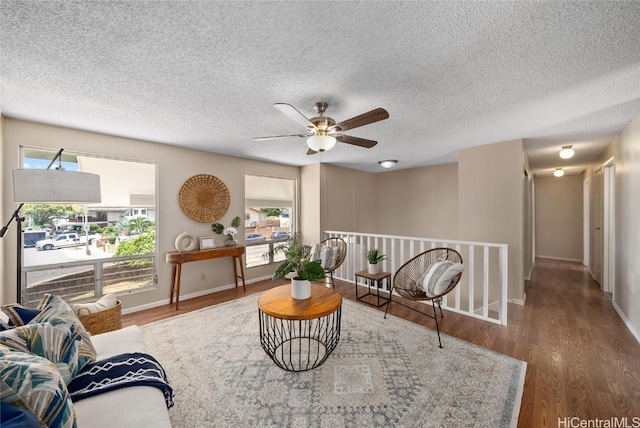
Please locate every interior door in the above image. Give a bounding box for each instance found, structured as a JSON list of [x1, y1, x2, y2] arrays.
[[592, 168, 603, 286]]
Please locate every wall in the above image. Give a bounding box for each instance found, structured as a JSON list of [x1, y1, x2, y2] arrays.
[[300, 163, 321, 243], [0, 116, 4, 306], [605, 113, 640, 340], [534, 174, 584, 261], [457, 139, 525, 302], [1, 118, 300, 308], [374, 163, 458, 239]]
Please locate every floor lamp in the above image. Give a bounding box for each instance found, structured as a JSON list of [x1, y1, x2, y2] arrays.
[[0, 149, 102, 304]]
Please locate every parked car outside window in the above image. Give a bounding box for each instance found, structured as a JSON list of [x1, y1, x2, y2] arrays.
[[270, 231, 292, 240], [245, 234, 266, 243]]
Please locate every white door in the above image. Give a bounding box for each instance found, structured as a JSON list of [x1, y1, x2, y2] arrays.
[[592, 169, 603, 285], [602, 159, 615, 295]]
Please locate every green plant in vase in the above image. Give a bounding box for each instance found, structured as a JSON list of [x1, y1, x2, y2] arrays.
[[263, 233, 325, 299], [212, 216, 241, 246], [365, 248, 386, 274]]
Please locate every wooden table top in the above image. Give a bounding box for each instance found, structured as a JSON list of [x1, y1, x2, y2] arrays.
[[258, 283, 342, 320]]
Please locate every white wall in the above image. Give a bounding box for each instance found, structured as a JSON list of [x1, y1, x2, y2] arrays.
[[1, 118, 300, 308], [458, 140, 525, 302], [611, 113, 640, 340], [534, 174, 583, 261]]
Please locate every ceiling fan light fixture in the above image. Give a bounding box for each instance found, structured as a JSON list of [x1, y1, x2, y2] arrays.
[[307, 134, 337, 152], [553, 168, 565, 177], [378, 159, 398, 169], [559, 145, 574, 159]]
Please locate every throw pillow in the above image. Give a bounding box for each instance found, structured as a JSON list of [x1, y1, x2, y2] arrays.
[[72, 293, 117, 314], [0, 346, 76, 428], [1, 305, 41, 327], [431, 263, 464, 296], [0, 294, 96, 383], [418, 260, 452, 296], [310, 244, 339, 270], [0, 402, 41, 427]]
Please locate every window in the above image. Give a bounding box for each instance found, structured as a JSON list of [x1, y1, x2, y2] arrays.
[[244, 175, 296, 268], [20, 147, 157, 306]]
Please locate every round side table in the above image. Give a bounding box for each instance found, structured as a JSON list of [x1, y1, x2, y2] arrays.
[[258, 283, 342, 372]]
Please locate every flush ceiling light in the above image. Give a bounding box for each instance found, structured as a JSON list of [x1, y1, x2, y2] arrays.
[[559, 145, 575, 159], [553, 168, 565, 177], [378, 159, 398, 169], [306, 134, 337, 152]]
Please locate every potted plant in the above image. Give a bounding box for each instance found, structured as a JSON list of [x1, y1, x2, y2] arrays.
[[212, 216, 241, 246], [265, 233, 325, 299], [365, 248, 386, 274]]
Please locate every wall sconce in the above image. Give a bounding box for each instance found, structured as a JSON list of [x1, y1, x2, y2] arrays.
[[553, 168, 565, 177], [378, 160, 398, 169], [559, 145, 574, 159]]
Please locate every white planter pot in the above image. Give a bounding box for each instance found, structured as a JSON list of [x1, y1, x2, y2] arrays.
[[367, 263, 379, 275], [291, 278, 311, 300]]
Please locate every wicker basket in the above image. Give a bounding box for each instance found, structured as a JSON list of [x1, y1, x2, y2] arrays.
[[77, 300, 122, 335]]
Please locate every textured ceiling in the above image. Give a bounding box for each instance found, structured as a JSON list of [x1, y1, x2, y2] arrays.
[[1, 1, 639, 174]]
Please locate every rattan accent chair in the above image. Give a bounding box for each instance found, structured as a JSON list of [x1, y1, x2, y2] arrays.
[[384, 247, 463, 348], [317, 237, 347, 288]]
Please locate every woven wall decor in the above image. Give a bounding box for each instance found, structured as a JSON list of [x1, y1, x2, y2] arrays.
[[178, 174, 230, 223]]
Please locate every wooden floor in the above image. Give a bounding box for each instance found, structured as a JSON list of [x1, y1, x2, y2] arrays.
[[123, 258, 640, 427]]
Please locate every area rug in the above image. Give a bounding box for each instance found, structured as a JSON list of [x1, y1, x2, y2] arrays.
[[140, 294, 526, 427]]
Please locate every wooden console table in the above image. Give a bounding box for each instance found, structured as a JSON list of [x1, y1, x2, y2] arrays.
[[165, 246, 246, 310]]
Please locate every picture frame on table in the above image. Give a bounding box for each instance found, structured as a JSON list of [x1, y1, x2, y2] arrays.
[[199, 236, 216, 250]]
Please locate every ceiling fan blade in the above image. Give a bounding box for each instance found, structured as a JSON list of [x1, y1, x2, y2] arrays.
[[273, 103, 316, 129], [335, 135, 378, 148], [331, 108, 389, 132], [253, 134, 308, 141], [306, 148, 317, 155]]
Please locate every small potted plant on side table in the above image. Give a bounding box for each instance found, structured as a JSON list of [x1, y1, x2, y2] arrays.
[[365, 248, 386, 275], [264, 233, 325, 299]]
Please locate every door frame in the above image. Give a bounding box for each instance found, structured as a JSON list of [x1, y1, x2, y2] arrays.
[[602, 157, 615, 295]]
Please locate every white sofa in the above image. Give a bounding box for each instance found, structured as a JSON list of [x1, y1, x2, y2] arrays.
[[74, 325, 172, 427]]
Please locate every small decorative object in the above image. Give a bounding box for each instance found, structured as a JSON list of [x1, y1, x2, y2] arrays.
[[365, 248, 386, 275], [199, 236, 216, 250], [264, 233, 325, 300], [179, 174, 230, 223], [212, 216, 241, 247], [175, 231, 197, 252]]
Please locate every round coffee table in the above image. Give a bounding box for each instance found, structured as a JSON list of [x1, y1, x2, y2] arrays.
[[258, 283, 342, 372]]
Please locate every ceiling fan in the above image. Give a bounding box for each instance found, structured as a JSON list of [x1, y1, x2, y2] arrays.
[[254, 102, 389, 155]]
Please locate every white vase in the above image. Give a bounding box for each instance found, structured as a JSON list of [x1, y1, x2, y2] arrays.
[[291, 278, 311, 300], [367, 263, 379, 275]]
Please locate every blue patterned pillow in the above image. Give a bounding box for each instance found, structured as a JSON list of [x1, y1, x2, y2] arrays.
[[1, 305, 41, 326], [0, 294, 96, 383], [0, 346, 76, 428]]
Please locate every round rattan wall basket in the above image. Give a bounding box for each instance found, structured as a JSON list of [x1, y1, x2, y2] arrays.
[[178, 174, 230, 223]]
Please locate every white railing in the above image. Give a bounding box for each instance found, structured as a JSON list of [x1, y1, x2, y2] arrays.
[[324, 231, 509, 326]]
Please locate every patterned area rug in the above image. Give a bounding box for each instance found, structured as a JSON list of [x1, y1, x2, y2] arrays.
[[141, 294, 526, 427]]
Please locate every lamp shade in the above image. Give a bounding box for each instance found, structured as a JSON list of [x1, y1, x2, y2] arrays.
[[307, 135, 337, 152], [553, 168, 565, 177], [13, 169, 102, 203], [559, 145, 574, 159]]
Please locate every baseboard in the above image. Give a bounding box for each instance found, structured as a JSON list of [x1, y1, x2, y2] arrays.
[[508, 292, 526, 306], [121, 274, 273, 315], [524, 264, 533, 281], [536, 255, 583, 263], [612, 301, 640, 345]]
